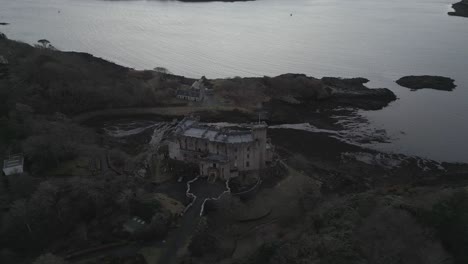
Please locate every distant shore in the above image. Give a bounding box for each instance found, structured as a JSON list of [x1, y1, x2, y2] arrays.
[[179, 0, 253, 2], [449, 0, 468, 17]]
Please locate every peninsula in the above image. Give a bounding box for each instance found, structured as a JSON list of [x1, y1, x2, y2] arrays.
[[1, 33, 468, 264], [449, 0, 468, 17]]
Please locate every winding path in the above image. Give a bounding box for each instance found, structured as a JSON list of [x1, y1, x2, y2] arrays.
[[157, 177, 227, 264], [157, 198, 203, 264]]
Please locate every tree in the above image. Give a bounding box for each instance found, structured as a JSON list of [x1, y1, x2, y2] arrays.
[[429, 190, 468, 264], [153, 67, 171, 75], [22, 118, 96, 173], [8, 199, 33, 234], [188, 231, 219, 257], [37, 39, 50, 48]]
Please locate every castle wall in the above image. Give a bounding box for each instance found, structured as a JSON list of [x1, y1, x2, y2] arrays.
[[167, 121, 271, 181]]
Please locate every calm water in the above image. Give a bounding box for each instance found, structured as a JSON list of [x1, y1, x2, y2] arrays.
[[1, 0, 467, 162]]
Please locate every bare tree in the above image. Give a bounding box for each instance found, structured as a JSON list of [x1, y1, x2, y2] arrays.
[[153, 67, 171, 75], [37, 39, 50, 48], [36, 39, 57, 50]]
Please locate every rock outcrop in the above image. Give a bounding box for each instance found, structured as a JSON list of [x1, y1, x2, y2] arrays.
[[449, 0, 468, 18], [396, 75, 456, 91]]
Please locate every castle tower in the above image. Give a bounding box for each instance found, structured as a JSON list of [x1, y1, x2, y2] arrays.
[[252, 122, 268, 169]]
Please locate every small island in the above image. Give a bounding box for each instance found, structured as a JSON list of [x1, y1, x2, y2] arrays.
[[448, 0, 468, 17], [0, 22, 10, 26], [396, 75, 456, 91]]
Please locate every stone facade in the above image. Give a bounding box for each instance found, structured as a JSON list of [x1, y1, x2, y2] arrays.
[[168, 117, 274, 181]]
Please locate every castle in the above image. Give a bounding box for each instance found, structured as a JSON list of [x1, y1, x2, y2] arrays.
[[167, 117, 274, 181]]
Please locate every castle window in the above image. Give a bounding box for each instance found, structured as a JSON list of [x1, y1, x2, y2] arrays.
[[247, 154, 250, 159], [247, 147, 250, 151], [213, 163, 217, 168], [246, 161, 250, 167]]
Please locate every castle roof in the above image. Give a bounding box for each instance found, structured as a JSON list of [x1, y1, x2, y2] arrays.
[[175, 117, 255, 144], [183, 127, 254, 143]]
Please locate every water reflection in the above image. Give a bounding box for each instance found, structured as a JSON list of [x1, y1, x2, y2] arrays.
[[1, 0, 467, 162]]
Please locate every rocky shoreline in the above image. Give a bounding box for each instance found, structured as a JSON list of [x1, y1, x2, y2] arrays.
[[449, 0, 468, 17], [2, 32, 468, 264], [0, 33, 397, 129], [396, 75, 456, 91]]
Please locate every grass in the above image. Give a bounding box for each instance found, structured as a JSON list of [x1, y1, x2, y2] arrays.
[[153, 193, 185, 216], [426, 190, 468, 264], [139, 246, 163, 264], [47, 157, 94, 177]]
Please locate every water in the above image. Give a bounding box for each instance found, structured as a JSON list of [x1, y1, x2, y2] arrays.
[[1, 0, 467, 162]]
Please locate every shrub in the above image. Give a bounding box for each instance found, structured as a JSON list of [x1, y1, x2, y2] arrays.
[[428, 190, 468, 264], [188, 231, 219, 258]]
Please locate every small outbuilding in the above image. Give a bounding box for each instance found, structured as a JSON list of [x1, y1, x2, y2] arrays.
[[3, 154, 24, 176]]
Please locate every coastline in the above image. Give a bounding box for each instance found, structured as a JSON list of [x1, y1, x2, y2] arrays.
[[2, 30, 468, 264], [0, 33, 397, 125], [449, 0, 468, 17]]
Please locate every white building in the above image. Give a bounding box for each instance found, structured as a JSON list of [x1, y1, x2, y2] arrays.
[[0, 55, 8, 65], [176, 76, 208, 102], [3, 154, 24, 176], [167, 117, 274, 182]]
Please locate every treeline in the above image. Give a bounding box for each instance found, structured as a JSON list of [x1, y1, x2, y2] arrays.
[[0, 173, 171, 262], [0, 34, 184, 117], [0, 33, 186, 166], [0, 107, 95, 174], [0, 33, 180, 263]]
